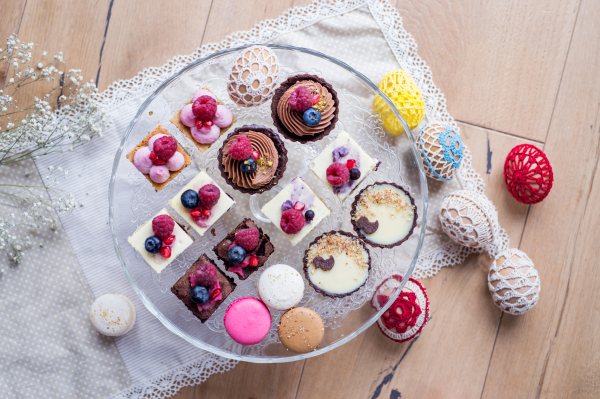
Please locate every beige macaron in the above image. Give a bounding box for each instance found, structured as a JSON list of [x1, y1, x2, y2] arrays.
[[278, 307, 324, 353], [89, 294, 136, 337]]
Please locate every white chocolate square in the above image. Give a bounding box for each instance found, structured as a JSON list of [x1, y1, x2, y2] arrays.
[[261, 177, 330, 246], [310, 131, 377, 201], [169, 170, 235, 236], [127, 208, 194, 273]]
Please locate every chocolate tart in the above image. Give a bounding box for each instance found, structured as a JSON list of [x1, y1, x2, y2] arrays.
[[170, 253, 236, 323], [213, 218, 275, 280], [217, 125, 288, 194], [126, 125, 192, 192], [350, 182, 417, 249], [302, 230, 371, 298], [270, 74, 339, 144]]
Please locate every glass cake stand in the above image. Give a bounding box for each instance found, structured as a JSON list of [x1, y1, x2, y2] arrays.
[[109, 44, 428, 362]]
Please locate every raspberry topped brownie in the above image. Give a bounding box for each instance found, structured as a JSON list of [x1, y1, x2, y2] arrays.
[[169, 170, 235, 236], [261, 177, 330, 246], [310, 131, 380, 201], [351, 182, 417, 248], [218, 125, 287, 194], [213, 218, 274, 280], [126, 125, 191, 191], [171, 254, 236, 323], [127, 208, 194, 273], [170, 88, 235, 153], [271, 74, 339, 143], [303, 231, 371, 298]]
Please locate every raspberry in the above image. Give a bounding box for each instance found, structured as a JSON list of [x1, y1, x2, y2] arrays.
[[235, 227, 260, 251], [195, 263, 218, 287], [153, 136, 178, 161], [198, 184, 221, 209], [192, 95, 217, 121], [152, 214, 175, 239], [288, 86, 313, 112], [326, 162, 350, 186], [280, 209, 305, 234], [227, 135, 252, 161]]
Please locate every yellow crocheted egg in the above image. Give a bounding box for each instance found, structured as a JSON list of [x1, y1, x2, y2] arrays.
[[373, 71, 425, 135]]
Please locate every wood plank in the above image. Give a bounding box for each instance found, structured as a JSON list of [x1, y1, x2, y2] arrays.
[[395, 0, 580, 142], [482, 0, 600, 396], [295, 124, 537, 399]]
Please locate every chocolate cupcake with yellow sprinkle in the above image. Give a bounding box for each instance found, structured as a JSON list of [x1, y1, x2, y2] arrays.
[[217, 125, 288, 194]]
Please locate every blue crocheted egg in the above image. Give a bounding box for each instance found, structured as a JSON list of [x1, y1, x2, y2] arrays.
[[416, 123, 464, 181]]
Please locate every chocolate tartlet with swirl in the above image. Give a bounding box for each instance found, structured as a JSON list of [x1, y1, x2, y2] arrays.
[[217, 125, 287, 194], [270, 74, 339, 143]]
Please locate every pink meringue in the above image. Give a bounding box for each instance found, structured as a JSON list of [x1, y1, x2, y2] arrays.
[[133, 147, 153, 174], [166, 151, 185, 171], [213, 105, 233, 128], [191, 124, 220, 144], [148, 134, 167, 152], [149, 165, 170, 183], [192, 89, 216, 102], [180, 104, 196, 128]]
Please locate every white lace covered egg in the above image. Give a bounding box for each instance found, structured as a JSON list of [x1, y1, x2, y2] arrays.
[[227, 46, 279, 107], [439, 190, 499, 248], [488, 248, 540, 315]]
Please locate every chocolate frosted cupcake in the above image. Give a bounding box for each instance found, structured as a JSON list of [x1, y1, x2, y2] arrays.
[[271, 74, 339, 143], [351, 182, 417, 248], [218, 125, 287, 194]]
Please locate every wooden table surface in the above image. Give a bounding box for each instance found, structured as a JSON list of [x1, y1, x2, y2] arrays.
[[3, 0, 599, 397]]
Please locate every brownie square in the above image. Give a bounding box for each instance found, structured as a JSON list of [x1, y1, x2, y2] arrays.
[[213, 218, 275, 280], [170, 253, 236, 323]]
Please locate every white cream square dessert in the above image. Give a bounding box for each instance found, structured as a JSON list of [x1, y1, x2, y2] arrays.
[[261, 177, 330, 246], [310, 131, 379, 201], [127, 208, 194, 273], [169, 170, 235, 236]]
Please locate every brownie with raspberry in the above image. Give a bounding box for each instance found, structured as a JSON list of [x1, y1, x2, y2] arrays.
[[213, 218, 275, 280], [171, 253, 236, 323]]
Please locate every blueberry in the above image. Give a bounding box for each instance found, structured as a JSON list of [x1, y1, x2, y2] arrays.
[[181, 189, 199, 209], [305, 210, 315, 221], [190, 285, 210, 305], [302, 108, 322, 127], [144, 236, 162, 253], [349, 168, 361, 181], [240, 157, 257, 174], [228, 245, 246, 264]]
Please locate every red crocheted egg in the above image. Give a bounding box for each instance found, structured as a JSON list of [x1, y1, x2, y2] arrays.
[[504, 144, 553, 204]]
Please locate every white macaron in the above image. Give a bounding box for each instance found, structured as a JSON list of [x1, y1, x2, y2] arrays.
[[257, 264, 304, 311], [90, 294, 136, 337]]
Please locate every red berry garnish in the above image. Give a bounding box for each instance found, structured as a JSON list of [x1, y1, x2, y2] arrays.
[[195, 263, 218, 287], [210, 288, 222, 300], [153, 136, 178, 160], [326, 162, 350, 186], [346, 159, 356, 169], [248, 256, 259, 267], [234, 227, 260, 251], [312, 94, 320, 105], [201, 209, 211, 219], [288, 86, 313, 112], [163, 235, 175, 245], [198, 183, 221, 209], [251, 150, 260, 160], [150, 151, 158, 161], [160, 246, 171, 258], [204, 120, 213, 127], [195, 120, 203, 129], [152, 214, 175, 240], [293, 201, 305, 211], [227, 135, 253, 161], [280, 209, 305, 235], [190, 208, 201, 219], [191, 95, 217, 120], [153, 159, 166, 166]]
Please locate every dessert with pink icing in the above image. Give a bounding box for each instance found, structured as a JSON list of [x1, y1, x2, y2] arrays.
[[224, 297, 272, 345], [126, 125, 191, 191], [170, 87, 235, 153], [169, 170, 235, 236], [127, 208, 194, 273]]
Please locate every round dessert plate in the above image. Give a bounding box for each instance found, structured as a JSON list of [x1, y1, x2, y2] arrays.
[[109, 44, 428, 362]]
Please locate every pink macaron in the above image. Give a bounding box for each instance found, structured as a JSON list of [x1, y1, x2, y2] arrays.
[[224, 297, 271, 345]]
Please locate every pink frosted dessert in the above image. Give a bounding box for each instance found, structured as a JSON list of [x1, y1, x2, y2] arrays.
[[179, 89, 234, 144], [224, 297, 271, 345]]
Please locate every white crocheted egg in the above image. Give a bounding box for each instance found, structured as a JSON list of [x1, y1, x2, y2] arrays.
[[417, 122, 464, 181], [488, 248, 540, 315], [439, 190, 498, 248], [227, 46, 279, 107]]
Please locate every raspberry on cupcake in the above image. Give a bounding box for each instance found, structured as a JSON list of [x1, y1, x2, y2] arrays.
[[170, 87, 236, 153], [217, 125, 287, 194], [271, 74, 339, 143], [126, 125, 191, 191]]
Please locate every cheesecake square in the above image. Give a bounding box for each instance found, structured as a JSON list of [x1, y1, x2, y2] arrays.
[[309, 131, 379, 201], [169, 170, 235, 236], [260, 177, 330, 246], [127, 208, 194, 273], [213, 218, 275, 280], [170, 253, 236, 323]]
